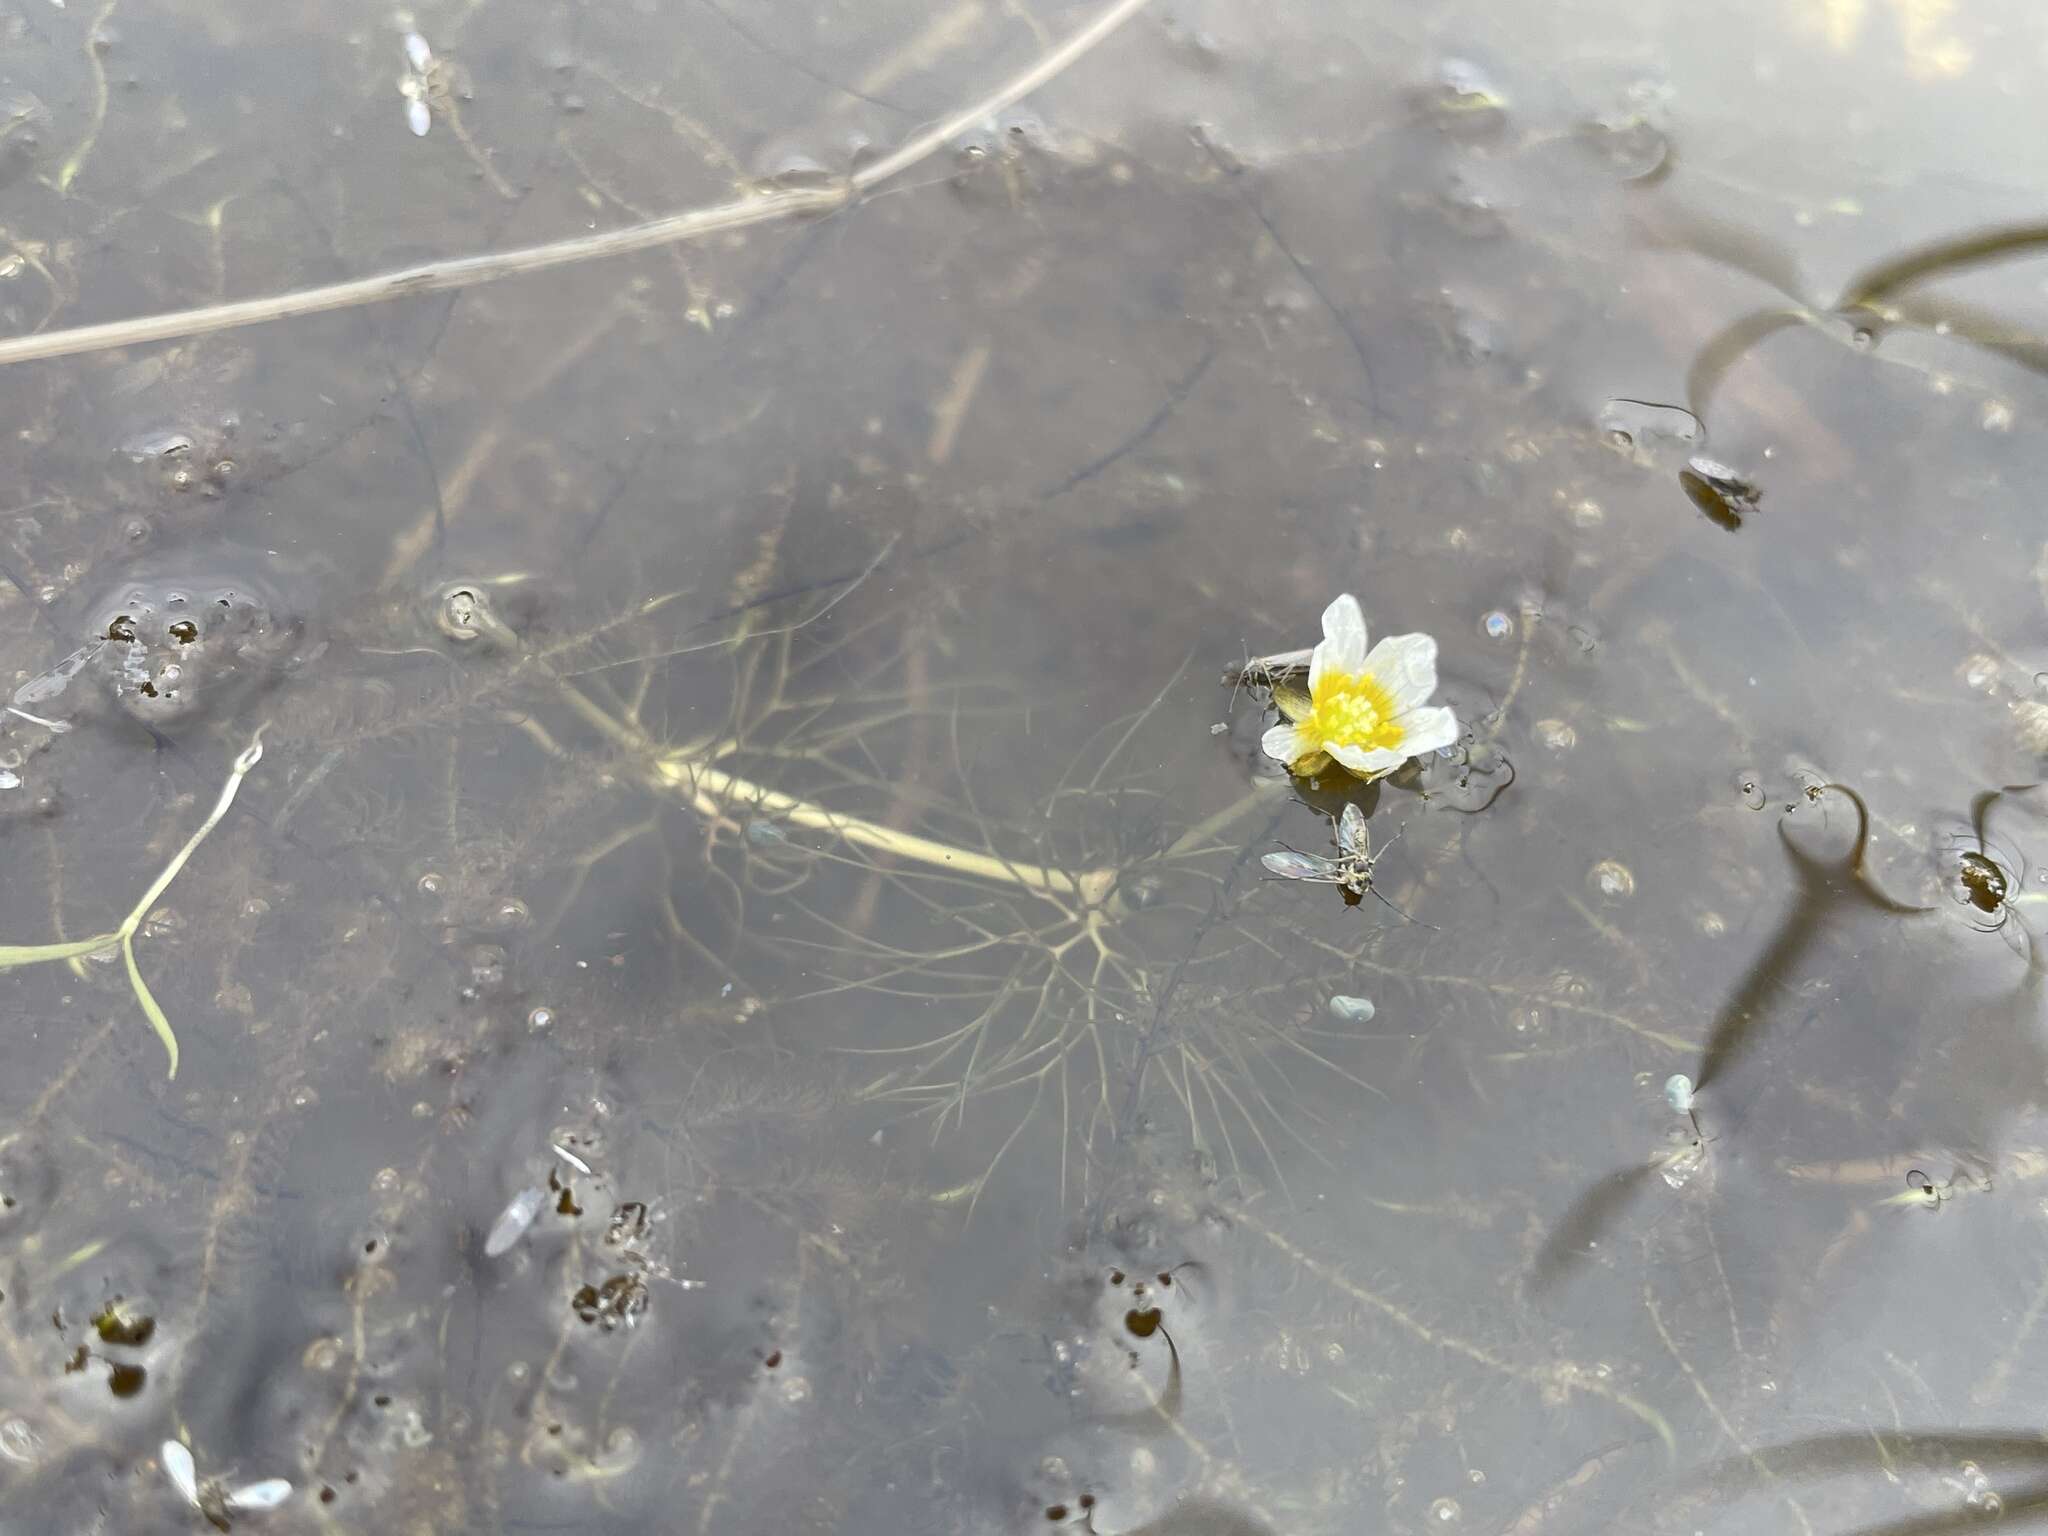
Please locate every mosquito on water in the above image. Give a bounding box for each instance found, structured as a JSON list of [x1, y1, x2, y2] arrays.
[[1262, 802, 1422, 921]]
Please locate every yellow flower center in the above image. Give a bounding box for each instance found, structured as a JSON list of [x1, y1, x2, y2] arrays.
[[1304, 669, 1404, 753]]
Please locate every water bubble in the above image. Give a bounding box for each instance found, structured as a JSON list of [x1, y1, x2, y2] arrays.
[[1429, 1497, 1463, 1524], [436, 585, 486, 641], [0, 1417, 41, 1465], [1580, 110, 1670, 181], [1962, 653, 2000, 693], [1733, 768, 1766, 810], [1481, 610, 1513, 640], [528, 1006, 555, 1030], [1328, 995, 1376, 1023], [1419, 58, 1508, 137], [1589, 859, 1636, 899], [0, 770, 18, 791]]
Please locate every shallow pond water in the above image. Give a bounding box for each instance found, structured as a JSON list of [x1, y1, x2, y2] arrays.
[[4, 0, 2048, 1532]]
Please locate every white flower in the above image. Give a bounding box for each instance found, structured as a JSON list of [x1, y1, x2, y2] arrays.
[[1259, 594, 1460, 780]]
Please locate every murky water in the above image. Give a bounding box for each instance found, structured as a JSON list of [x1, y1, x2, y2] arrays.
[[4, 0, 2048, 1531]]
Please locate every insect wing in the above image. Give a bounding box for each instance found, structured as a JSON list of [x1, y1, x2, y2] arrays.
[[13, 640, 103, 707], [406, 96, 432, 136], [1336, 802, 1369, 857], [225, 1478, 293, 1512], [1263, 850, 1338, 881], [161, 1441, 200, 1506], [403, 31, 433, 72], [484, 1185, 545, 1257]]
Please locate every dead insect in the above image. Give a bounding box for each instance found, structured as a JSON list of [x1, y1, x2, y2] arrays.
[[1263, 803, 1417, 919]]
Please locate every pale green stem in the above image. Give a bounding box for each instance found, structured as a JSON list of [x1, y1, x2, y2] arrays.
[[0, 732, 263, 1078]]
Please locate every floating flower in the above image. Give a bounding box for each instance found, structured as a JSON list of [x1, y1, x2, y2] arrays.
[[1260, 594, 1459, 780]]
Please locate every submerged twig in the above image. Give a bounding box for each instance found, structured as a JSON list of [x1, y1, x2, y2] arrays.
[[0, 732, 265, 1078], [0, 0, 1157, 368]]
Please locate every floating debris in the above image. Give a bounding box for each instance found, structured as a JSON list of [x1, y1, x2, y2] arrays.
[[484, 1185, 545, 1257], [551, 1142, 593, 1175]]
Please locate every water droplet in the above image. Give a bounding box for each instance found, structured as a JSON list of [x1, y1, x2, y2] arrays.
[[1481, 609, 1513, 640], [1589, 859, 1635, 899], [416, 871, 444, 897], [1429, 1496, 1463, 1524], [1580, 111, 1669, 181], [1850, 327, 1875, 350], [528, 1006, 555, 1030], [0, 770, 18, 791], [1467, 1468, 1485, 1486], [1328, 995, 1376, 1023]]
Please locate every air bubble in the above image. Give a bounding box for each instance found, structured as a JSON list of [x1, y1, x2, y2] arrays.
[[1589, 859, 1635, 899], [528, 1006, 555, 1030], [1429, 1497, 1462, 1524], [1481, 610, 1513, 640]]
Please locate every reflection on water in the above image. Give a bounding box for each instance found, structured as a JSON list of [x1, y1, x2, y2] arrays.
[[3, 0, 2048, 1531]]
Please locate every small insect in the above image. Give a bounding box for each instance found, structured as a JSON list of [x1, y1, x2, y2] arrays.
[[1263, 802, 1415, 918], [162, 1439, 292, 1530], [398, 31, 438, 136]]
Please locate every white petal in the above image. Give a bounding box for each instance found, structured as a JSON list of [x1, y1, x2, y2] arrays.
[[1394, 704, 1460, 756], [1260, 722, 1305, 765], [1362, 632, 1439, 711], [1309, 594, 1368, 694], [1326, 741, 1410, 778], [162, 1441, 199, 1506]]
